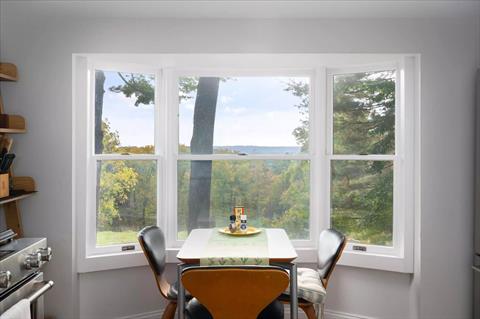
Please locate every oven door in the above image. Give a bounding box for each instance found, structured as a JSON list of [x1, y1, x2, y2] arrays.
[[0, 272, 49, 319]]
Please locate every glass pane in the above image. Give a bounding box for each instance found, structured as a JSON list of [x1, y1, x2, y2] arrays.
[[331, 160, 393, 246], [96, 160, 157, 246], [178, 76, 310, 155], [177, 160, 310, 240], [333, 70, 395, 155], [94, 70, 155, 154]]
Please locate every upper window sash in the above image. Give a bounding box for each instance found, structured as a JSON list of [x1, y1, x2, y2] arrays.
[[88, 63, 160, 157], [326, 63, 399, 157], [172, 70, 315, 158]]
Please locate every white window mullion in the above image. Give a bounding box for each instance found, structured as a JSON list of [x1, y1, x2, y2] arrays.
[[93, 154, 161, 161], [312, 67, 327, 245], [329, 154, 396, 161], [177, 154, 311, 161], [392, 62, 403, 257], [166, 69, 181, 248], [156, 68, 166, 237], [86, 61, 97, 257]]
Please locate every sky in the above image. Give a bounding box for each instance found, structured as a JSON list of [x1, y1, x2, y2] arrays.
[[179, 76, 309, 147], [101, 71, 155, 148], [99, 72, 309, 149]]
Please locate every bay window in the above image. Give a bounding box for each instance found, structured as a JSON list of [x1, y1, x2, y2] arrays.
[[74, 55, 417, 273]]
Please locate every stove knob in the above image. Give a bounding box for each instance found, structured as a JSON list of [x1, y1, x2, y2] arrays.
[[37, 247, 52, 262], [24, 253, 41, 269], [0, 271, 11, 288]]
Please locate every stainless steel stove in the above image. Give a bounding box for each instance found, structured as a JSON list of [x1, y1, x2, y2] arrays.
[[0, 229, 53, 318]]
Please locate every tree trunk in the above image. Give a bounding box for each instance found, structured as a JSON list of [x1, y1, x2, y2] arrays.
[[95, 71, 106, 228], [187, 77, 220, 231], [95, 71, 105, 154]]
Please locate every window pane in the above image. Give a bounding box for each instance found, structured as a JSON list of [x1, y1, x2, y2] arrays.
[[179, 77, 310, 155], [96, 160, 157, 246], [94, 70, 155, 154], [177, 160, 310, 240], [333, 70, 395, 155], [331, 160, 393, 246]]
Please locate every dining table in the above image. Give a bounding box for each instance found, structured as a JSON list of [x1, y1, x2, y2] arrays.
[[176, 228, 299, 319]]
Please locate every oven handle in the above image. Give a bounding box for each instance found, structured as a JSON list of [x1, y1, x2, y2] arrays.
[[26, 280, 54, 304]]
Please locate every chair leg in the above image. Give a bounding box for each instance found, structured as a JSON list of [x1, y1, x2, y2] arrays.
[[299, 303, 317, 319], [162, 301, 177, 319]]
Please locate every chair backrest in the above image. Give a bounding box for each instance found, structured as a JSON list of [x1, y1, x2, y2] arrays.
[[317, 229, 346, 287], [138, 226, 170, 299], [181, 266, 289, 319]]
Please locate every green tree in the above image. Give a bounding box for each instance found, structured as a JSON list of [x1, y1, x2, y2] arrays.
[[94, 72, 154, 234], [284, 80, 310, 151], [98, 161, 138, 230], [331, 71, 395, 245]]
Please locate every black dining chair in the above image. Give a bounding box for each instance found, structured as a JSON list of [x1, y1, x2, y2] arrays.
[[280, 228, 346, 319], [181, 266, 288, 319], [138, 226, 189, 319]]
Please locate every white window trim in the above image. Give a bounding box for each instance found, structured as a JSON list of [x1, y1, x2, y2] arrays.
[[73, 54, 418, 274]]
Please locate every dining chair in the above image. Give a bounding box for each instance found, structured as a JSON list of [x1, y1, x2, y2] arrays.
[[281, 228, 346, 319], [138, 226, 186, 319], [181, 266, 289, 319]]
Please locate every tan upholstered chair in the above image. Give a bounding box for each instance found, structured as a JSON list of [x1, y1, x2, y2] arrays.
[[281, 229, 346, 319]]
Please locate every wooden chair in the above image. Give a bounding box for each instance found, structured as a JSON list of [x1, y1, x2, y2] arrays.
[[281, 229, 346, 319], [181, 266, 289, 319], [138, 226, 184, 319]]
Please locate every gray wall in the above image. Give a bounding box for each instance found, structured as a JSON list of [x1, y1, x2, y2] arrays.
[[0, 2, 478, 318]]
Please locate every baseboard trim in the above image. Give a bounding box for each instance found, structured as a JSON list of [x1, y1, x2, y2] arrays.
[[325, 309, 376, 319], [116, 309, 164, 319], [117, 307, 376, 319], [284, 307, 376, 319]]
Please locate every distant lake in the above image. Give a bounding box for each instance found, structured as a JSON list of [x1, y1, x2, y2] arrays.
[[213, 145, 302, 155]]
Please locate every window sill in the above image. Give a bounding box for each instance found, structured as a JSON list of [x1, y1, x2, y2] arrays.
[[77, 247, 413, 274]]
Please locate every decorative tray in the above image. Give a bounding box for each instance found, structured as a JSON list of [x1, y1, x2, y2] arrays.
[[218, 226, 262, 236]]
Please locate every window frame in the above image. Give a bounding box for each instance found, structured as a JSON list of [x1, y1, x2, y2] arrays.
[[326, 63, 400, 256], [167, 69, 319, 249], [74, 54, 417, 274], [84, 62, 164, 258]]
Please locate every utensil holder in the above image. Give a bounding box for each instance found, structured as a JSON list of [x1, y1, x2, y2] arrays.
[[0, 174, 9, 198]]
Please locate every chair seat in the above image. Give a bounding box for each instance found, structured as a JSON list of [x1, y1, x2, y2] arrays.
[[167, 281, 192, 300], [282, 267, 326, 304], [185, 298, 284, 319]]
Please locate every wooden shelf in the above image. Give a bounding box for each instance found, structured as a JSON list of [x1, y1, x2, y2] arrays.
[[0, 63, 18, 81], [0, 190, 36, 205], [0, 114, 26, 133], [0, 128, 26, 134], [0, 62, 36, 238]]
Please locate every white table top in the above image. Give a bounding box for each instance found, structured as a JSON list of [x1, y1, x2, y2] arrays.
[[177, 228, 298, 263]]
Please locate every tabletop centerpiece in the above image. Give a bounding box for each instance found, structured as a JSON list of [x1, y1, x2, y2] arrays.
[[219, 205, 261, 236]]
